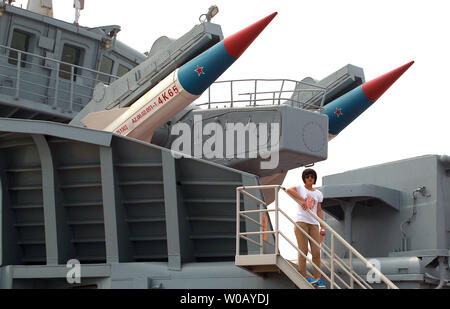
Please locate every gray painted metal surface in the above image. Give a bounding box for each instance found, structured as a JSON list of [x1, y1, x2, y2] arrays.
[[0, 118, 305, 288], [319, 155, 449, 288], [154, 104, 329, 177]]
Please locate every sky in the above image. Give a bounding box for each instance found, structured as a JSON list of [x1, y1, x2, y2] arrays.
[[12, 0, 450, 259]]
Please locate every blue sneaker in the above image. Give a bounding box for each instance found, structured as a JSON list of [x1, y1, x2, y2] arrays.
[[313, 279, 326, 289], [306, 277, 315, 284]]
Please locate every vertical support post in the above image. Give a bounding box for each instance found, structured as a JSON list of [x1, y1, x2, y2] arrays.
[[162, 151, 194, 270], [236, 189, 240, 256], [331, 234, 335, 289], [207, 86, 211, 109], [274, 187, 279, 255], [162, 151, 181, 270], [278, 80, 284, 105], [0, 165, 2, 267], [54, 62, 60, 109], [349, 251, 354, 289], [0, 152, 21, 266], [0, 266, 13, 289], [100, 146, 121, 263], [340, 201, 355, 245], [32, 135, 62, 265], [230, 81, 234, 107], [69, 66, 74, 113], [259, 203, 263, 254], [15, 51, 21, 100], [254, 80, 257, 106], [100, 146, 133, 263]]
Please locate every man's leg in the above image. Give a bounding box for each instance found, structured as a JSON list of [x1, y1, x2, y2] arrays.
[[294, 222, 309, 277], [309, 224, 321, 280]]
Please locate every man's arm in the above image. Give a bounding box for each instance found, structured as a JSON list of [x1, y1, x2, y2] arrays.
[[286, 186, 307, 209]]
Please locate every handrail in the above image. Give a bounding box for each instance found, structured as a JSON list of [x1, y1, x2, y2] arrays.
[[235, 185, 399, 289], [199, 79, 327, 112], [0, 44, 118, 78], [0, 44, 118, 114], [279, 186, 398, 289]]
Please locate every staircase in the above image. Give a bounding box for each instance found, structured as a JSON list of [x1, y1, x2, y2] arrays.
[[235, 185, 399, 289], [236, 254, 315, 289]]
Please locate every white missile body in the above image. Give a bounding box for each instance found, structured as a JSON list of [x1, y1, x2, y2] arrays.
[[81, 12, 278, 143], [82, 69, 197, 142]]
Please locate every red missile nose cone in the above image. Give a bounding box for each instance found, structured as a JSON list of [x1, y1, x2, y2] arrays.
[[362, 61, 414, 102], [223, 12, 277, 58]]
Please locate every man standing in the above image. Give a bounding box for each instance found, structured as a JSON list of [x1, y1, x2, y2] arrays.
[[287, 168, 326, 288]]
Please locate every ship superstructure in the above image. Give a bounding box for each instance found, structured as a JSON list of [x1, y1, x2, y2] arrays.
[[0, 1, 447, 289]]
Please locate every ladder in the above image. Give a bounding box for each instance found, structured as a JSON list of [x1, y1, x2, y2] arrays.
[[235, 185, 399, 289]]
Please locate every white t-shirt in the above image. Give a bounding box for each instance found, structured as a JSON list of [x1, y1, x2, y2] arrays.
[[294, 185, 324, 225]]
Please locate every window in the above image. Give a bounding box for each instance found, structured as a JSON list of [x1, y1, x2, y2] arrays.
[[59, 44, 82, 80], [117, 64, 130, 78], [8, 30, 31, 67], [97, 55, 114, 83]]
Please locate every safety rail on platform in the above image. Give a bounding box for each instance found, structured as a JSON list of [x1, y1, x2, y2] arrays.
[[198, 79, 327, 112], [236, 185, 399, 289], [0, 44, 118, 113]]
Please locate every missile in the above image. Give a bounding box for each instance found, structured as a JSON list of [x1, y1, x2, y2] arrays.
[[82, 12, 278, 142], [324, 61, 414, 140], [261, 61, 415, 205]]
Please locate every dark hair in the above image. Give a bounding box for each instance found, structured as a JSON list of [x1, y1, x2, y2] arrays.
[[302, 168, 317, 184]]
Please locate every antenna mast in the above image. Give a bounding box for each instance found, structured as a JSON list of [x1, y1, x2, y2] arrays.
[[74, 0, 85, 25]]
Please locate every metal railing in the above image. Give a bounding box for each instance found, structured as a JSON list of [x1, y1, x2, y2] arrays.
[[0, 44, 118, 113], [197, 79, 327, 112], [236, 185, 399, 289]]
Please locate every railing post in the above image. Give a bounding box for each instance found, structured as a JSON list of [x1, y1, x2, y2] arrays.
[[349, 251, 354, 289], [54, 62, 60, 109], [230, 80, 234, 108], [236, 188, 240, 256], [69, 65, 75, 113], [274, 187, 279, 255], [278, 80, 285, 105], [207, 86, 211, 109], [254, 80, 257, 106], [259, 203, 263, 254], [331, 234, 335, 289], [15, 51, 21, 100]]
